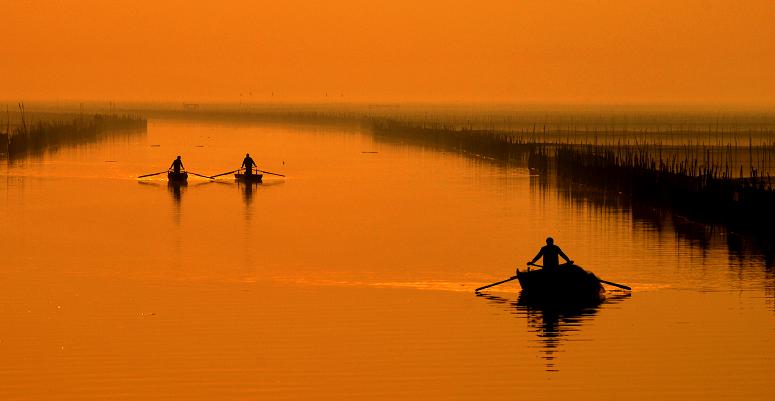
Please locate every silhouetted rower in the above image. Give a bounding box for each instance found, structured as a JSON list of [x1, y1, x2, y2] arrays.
[[241, 153, 257, 176], [169, 155, 184, 173], [529, 237, 573, 269]]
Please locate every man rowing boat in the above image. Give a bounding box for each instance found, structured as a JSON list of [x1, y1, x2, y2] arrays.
[[241, 153, 257, 176], [169, 156, 184, 173], [528, 237, 573, 269]]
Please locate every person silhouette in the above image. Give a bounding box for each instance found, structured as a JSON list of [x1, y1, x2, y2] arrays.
[[169, 155, 184, 173], [241, 153, 257, 176], [528, 237, 573, 269]]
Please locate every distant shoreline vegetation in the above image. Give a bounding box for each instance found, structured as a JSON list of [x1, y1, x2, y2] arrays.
[[0, 106, 147, 159], [163, 102, 774, 255], [369, 117, 775, 248], [5, 102, 774, 247]]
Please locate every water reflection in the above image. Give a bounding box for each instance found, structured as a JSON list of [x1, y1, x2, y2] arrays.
[[550, 174, 775, 270], [237, 179, 285, 221], [1, 118, 773, 399], [238, 181, 259, 207], [477, 291, 630, 372], [166, 181, 186, 226], [168, 180, 187, 204], [140, 180, 220, 225]]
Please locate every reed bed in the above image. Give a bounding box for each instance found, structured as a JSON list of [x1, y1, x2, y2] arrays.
[[549, 144, 775, 232], [370, 118, 538, 164], [370, 116, 775, 236], [1, 111, 146, 159]]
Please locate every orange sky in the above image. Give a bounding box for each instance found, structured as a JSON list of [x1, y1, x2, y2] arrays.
[[2, 0, 774, 104]]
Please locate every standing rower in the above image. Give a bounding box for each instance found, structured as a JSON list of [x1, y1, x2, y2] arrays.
[[169, 155, 184, 173], [241, 153, 257, 176]]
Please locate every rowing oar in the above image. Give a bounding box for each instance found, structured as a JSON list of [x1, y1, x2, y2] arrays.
[[530, 262, 632, 291], [474, 276, 518, 293], [137, 171, 167, 178], [599, 280, 631, 291], [210, 169, 241, 178], [258, 169, 286, 177], [187, 171, 214, 180]]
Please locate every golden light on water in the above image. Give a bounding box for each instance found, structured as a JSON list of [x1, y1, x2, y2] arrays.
[[0, 120, 772, 399]]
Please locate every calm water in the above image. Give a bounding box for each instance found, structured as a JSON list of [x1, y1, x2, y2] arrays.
[[0, 119, 773, 400]]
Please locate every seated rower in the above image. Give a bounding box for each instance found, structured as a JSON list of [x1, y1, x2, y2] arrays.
[[241, 153, 257, 176], [528, 237, 573, 269]]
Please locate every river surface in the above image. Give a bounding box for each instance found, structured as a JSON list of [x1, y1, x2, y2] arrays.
[[0, 118, 773, 400]]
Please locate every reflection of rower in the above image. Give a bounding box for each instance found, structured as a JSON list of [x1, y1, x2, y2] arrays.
[[240, 179, 257, 206], [167, 179, 186, 202], [477, 291, 629, 373]]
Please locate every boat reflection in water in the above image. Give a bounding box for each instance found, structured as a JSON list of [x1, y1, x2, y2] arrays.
[[478, 290, 630, 372], [166, 180, 188, 227], [167, 180, 188, 204], [238, 180, 259, 207], [237, 177, 285, 207]]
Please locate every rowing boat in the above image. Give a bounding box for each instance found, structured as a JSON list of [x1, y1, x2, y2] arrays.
[[516, 264, 604, 301], [167, 171, 188, 182], [234, 173, 263, 183]]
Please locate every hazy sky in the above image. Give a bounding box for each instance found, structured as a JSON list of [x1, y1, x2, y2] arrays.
[[2, 0, 774, 104]]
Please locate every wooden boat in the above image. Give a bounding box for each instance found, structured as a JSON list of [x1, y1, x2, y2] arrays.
[[234, 172, 263, 183], [167, 171, 188, 182], [516, 264, 605, 301]]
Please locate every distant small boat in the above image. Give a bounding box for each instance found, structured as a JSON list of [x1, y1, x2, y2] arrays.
[[167, 171, 188, 182], [234, 173, 263, 183], [517, 264, 604, 301]]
